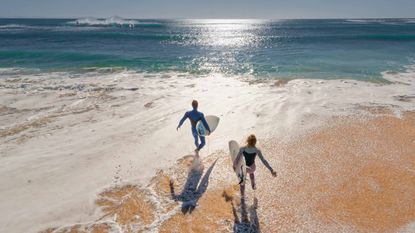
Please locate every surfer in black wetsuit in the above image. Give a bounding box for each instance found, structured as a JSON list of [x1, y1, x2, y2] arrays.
[[177, 100, 211, 153], [233, 134, 277, 196]]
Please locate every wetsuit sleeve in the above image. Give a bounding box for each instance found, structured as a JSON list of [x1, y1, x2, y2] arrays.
[[257, 149, 274, 172], [233, 148, 244, 168], [200, 114, 211, 132], [178, 112, 188, 128]]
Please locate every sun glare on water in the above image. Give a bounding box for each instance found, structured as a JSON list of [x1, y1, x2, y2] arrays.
[[175, 19, 268, 75], [184, 19, 266, 48]]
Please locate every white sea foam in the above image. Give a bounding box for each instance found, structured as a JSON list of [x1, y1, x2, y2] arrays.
[[345, 18, 415, 25], [0, 24, 90, 31], [68, 16, 139, 27], [401, 18, 415, 24], [0, 24, 42, 30], [0, 24, 26, 29], [0, 68, 414, 232], [398, 221, 415, 233], [0, 67, 42, 77]]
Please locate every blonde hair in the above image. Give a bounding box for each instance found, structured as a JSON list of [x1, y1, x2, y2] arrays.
[[246, 134, 257, 148]]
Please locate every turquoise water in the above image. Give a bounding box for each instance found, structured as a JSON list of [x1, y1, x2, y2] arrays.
[[1, 18, 415, 81]]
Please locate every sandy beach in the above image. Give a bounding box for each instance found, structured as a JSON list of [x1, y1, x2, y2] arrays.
[[0, 66, 414, 232], [36, 110, 415, 233]]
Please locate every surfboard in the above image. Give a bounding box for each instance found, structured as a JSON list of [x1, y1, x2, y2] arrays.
[[229, 140, 246, 185], [196, 115, 220, 136]]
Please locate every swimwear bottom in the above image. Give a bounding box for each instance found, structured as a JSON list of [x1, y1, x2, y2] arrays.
[[246, 163, 256, 174]]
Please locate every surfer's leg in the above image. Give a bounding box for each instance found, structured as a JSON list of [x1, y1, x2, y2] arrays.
[[192, 129, 199, 150], [247, 164, 256, 190], [197, 136, 206, 150], [249, 173, 256, 190]]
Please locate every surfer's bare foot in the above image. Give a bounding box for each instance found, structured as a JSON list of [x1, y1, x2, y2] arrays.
[[252, 183, 256, 190]]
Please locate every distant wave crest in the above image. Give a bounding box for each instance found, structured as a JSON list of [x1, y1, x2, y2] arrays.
[[345, 18, 415, 25], [0, 24, 32, 29], [68, 16, 139, 27]]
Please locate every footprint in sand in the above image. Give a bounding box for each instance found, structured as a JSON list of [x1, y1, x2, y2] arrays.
[[113, 164, 122, 185]]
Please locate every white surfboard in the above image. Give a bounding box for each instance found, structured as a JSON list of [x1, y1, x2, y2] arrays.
[[196, 115, 220, 136], [229, 140, 246, 185]]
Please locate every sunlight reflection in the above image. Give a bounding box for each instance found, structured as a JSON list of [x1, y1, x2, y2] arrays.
[[174, 19, 267, 75], [180, 19, 266, 48]]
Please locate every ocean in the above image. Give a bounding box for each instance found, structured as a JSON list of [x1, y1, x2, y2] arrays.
[[1, 17, 415, 81]]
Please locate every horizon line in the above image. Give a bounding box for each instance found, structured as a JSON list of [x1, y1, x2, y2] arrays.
[[0, 16, 414, 20]]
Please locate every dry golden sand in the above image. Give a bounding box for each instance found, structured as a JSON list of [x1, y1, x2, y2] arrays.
[[41, 110, 415, 233], [313, 113, 415, 232], [259, 111, 415, 232]]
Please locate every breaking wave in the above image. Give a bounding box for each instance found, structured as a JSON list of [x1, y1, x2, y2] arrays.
[[345, 18, 415, 24], [68, 16, 139, 27]]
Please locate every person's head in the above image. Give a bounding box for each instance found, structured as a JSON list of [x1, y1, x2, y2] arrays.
[[246, 134, 257, 148], [192, 100, 198, 110]]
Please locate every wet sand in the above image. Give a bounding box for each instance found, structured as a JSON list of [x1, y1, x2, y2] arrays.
[[41, 110, 415, 233]]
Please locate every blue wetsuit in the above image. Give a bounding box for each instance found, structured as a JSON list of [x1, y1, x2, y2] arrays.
[[178, 109, 211, 150]]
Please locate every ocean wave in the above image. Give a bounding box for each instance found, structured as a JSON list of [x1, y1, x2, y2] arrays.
[[345, 19, 381, 23], [68, 16, 139, 27], [67, 17, 165, 28], [345, 18, 415, 25], [0, 24, 26, 29], [81, 66, 128, 74], [404, 19, 415, 24], [0, 67, 43, 79], [0, 24, 38, 30], [381, 64, 415, 84], [0, 24, 69, 31], [0, 23, 110, 32]]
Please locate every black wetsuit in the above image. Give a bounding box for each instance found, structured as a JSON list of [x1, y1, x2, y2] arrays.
[[243, 150, 257, 166]]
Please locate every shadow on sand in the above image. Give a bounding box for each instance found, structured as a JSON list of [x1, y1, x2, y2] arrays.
[[231, 196, 261, 233], [169, 155, 218, 214]]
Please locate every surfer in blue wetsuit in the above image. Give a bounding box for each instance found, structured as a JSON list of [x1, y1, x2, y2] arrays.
[[233, 134, 277, 196], [177, 100, 211, 153]]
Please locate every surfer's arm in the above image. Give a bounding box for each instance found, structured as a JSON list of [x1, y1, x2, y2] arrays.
[[257, 149, 276, 176], [200, 114, 211, 133], [177, 112, 188, 129]]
